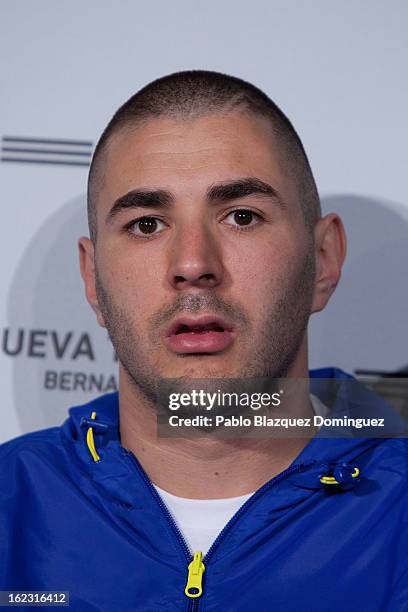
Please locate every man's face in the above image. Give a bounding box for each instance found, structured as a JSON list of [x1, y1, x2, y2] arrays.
[[85, 112, 316, 395]]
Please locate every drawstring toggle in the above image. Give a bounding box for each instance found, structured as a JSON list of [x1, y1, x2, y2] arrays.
[[319, 462, 360, 490]]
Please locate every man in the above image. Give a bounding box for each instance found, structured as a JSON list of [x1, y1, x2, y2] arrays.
[[0, 71, 406, 611]]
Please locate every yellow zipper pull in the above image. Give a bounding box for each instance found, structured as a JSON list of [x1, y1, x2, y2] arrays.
[[185, 551, 205, 598]]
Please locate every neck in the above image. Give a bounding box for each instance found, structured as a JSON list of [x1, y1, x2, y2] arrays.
[[119, 349, 315, 499]]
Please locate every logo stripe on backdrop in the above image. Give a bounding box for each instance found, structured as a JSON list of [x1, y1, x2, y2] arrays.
[[1, 136, 93, 167]]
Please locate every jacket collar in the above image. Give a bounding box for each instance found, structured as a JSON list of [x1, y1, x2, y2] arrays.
[[61, 367, 403, 497]]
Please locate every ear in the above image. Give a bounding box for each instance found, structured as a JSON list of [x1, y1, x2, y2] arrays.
[[78, 237, 106, 328], [311, 213, 347, 313]]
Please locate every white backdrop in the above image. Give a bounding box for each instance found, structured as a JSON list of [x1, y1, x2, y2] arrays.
[[1, 0, 407, 442]]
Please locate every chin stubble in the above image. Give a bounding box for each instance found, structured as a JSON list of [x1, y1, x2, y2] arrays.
[[94, 243, 315, 410]]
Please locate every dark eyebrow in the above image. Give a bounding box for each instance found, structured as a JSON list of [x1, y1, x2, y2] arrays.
[[107, 176, 285, 223], [107, 189, 174, 221], [207, 177, 286, 209]]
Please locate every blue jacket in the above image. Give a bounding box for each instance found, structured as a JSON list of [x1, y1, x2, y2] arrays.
[[0, 368, 407, 611]]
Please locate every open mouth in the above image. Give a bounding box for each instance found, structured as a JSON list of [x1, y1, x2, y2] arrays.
[[165, 316, 234, 354], [174, 322, 226, 335]]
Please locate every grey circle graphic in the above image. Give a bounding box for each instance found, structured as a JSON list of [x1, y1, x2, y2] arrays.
[[7, 195, 117, 433], [309, 195, 408, 373]]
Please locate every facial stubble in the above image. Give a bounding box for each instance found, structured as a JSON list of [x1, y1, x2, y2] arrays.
[[94, 241, 316, 412]]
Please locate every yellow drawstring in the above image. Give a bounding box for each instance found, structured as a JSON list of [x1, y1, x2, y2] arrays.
[[320, 466, 359, 485], [86, 411, 101, 462]]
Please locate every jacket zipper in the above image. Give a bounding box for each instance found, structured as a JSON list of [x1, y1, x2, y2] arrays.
[[125, 449, 315, 611], [124, 450, 197, 611]]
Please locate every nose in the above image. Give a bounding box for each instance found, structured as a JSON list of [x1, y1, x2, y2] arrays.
[[167, 221, 224, 291]]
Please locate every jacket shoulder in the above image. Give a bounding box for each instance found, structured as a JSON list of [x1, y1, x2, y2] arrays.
[[0, 426, 66, 485], [0, 423, 62, 447], [372, 437, 408, 463]]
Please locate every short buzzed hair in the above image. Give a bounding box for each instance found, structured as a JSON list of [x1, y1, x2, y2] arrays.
[[88, 70, 321, 242]]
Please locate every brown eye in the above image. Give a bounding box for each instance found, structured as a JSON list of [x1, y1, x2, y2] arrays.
[[223, 209, 262, 229], [138, 217, 158, 234], [128, 216, 167, 237], [233, 210, 254, 226]]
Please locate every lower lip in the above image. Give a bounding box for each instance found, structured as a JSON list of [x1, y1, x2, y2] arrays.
[[165, 330, 234, 354]]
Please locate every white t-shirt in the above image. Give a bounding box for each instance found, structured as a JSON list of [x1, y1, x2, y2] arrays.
[[154, 484, 252, 555], [153, 394, 328, 555]]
